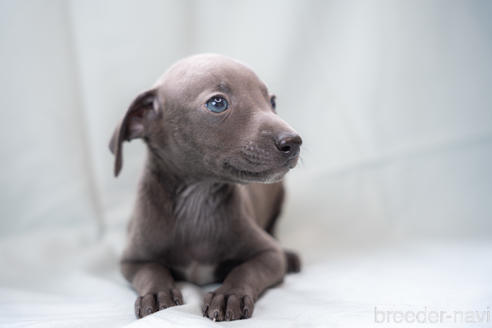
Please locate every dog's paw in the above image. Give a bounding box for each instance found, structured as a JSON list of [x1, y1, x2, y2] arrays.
[[135, 288, 183, 318], [202, 288, 254, 321]]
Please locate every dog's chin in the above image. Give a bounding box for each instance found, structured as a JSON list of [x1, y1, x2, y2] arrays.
[[220, 161, 292, 184]]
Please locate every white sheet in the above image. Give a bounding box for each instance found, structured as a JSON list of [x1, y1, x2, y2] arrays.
[[1, 228, 491, 327]]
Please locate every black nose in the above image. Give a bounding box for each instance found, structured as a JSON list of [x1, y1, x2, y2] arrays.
[[275, 133, 302, 158]]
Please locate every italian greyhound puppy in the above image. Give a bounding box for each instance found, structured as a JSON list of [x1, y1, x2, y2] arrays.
[[110, 54, 302, 321]]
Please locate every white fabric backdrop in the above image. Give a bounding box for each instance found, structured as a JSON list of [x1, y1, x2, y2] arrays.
[[1, 0, 491, 327]]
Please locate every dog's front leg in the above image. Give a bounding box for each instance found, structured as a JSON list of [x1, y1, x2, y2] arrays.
[[202, 248, 286, 321], [121, 261, 183, 318]]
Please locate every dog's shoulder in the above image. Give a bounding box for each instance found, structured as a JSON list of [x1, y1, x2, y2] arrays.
[[243, 181, 285, 232]]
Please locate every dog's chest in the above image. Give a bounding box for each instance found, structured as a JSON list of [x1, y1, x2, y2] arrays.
[[175, 261, 216, 285], [167, 182, 236, 282], [173, 182, 231, 245]]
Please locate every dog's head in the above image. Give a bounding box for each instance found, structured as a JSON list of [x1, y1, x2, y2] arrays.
[[110, 54, 302, 184]]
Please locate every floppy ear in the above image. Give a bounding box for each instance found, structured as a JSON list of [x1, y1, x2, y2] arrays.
[[109, 89, 160, 177]]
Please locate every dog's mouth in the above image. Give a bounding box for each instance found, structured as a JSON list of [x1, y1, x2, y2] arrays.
[[222, 158, 296, 183]]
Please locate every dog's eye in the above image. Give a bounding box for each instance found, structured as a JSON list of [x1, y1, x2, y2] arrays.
[[206, 96, 229, 113], [270, 96, 276, 110]]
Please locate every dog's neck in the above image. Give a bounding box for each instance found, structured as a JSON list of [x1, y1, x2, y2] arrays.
[[143, 149, 235, 242], [144, 147, 235, 206]]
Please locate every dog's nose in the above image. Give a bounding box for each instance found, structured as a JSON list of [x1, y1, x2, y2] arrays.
[[275, 133, 302, 158]]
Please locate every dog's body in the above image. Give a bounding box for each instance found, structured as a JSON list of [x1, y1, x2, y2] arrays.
[[110, 54, 302, 321]]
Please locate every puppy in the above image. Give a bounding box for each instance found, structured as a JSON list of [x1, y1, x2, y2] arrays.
[[109, 54, 302, 321]]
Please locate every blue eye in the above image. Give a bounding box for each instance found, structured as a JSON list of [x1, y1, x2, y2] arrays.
[[206, 96, 229, 113]]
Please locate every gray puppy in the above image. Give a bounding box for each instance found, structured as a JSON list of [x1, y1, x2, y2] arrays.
[[110, 54, 302, 321]]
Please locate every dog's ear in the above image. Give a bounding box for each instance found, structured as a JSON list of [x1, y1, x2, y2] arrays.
[[109, 89, 160, 177]]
